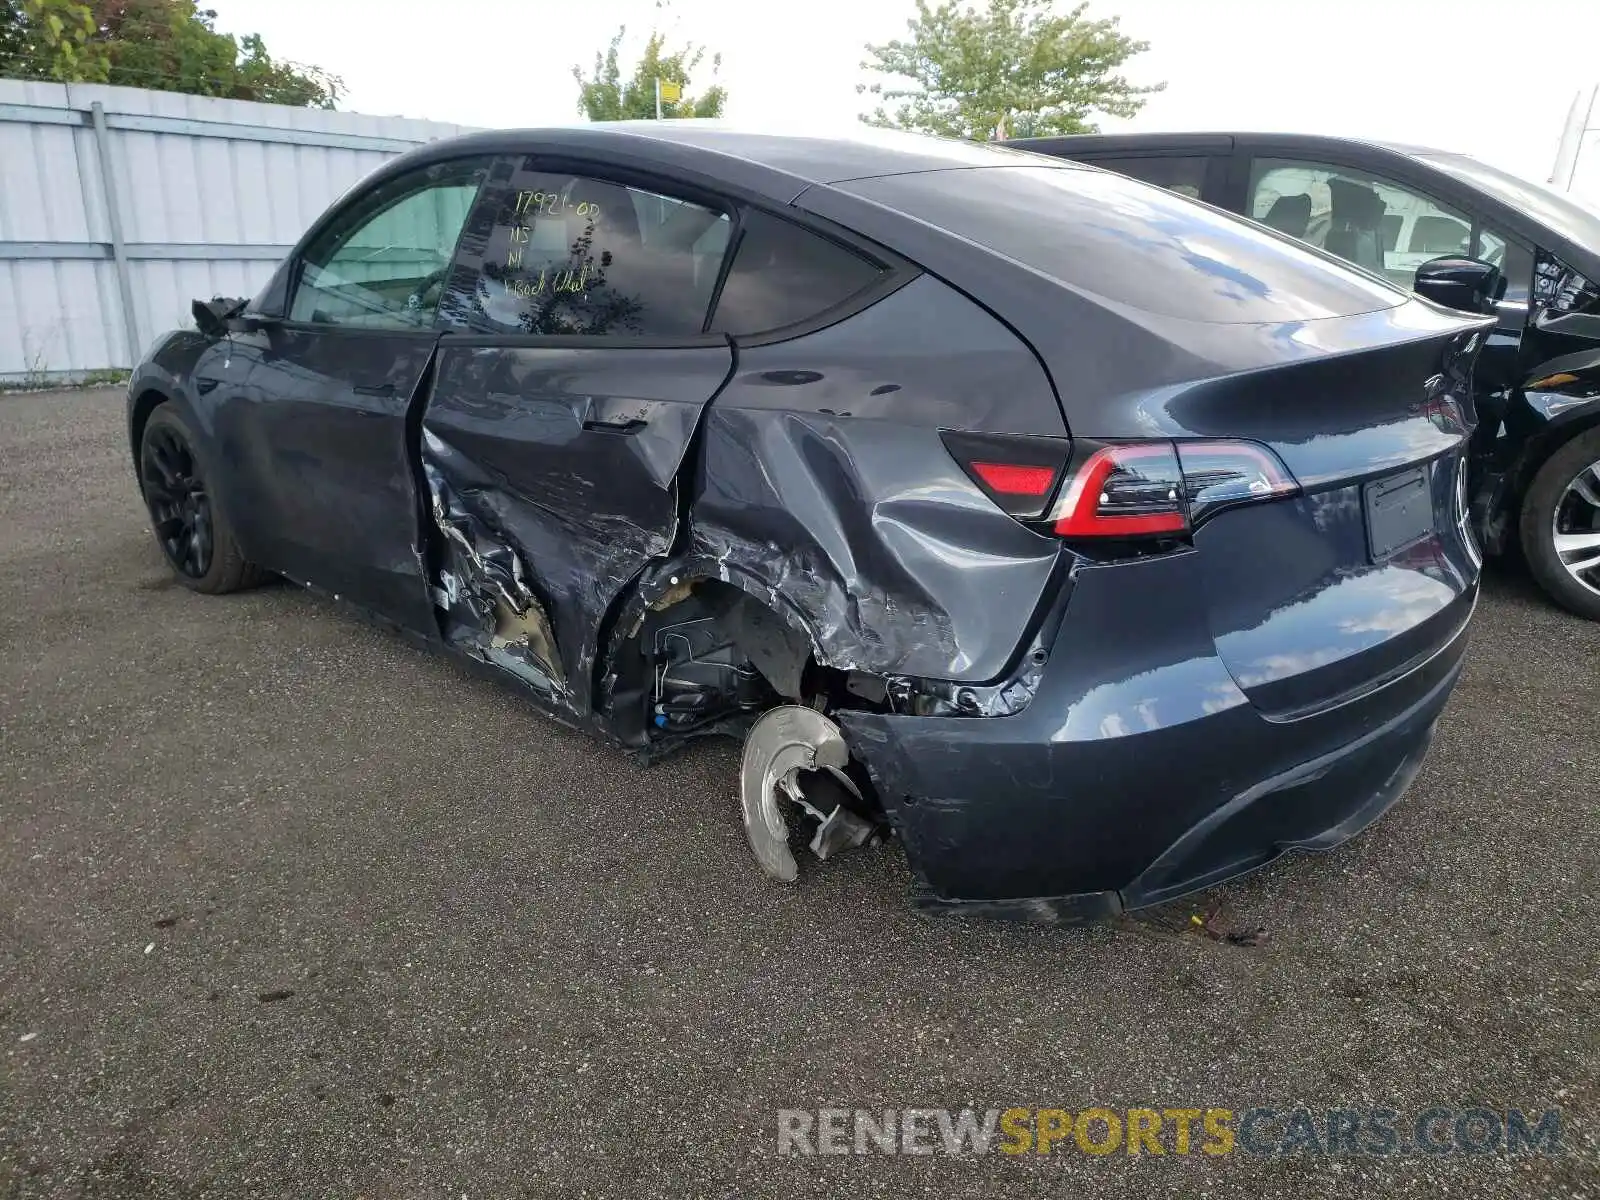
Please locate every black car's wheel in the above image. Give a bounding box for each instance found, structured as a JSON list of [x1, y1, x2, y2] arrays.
[[1520, 426, 1600, 621], [139, 405, 263, 594]]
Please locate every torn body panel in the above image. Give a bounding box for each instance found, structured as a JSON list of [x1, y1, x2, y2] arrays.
[[412, 274, 1070, 746], [417, 340, 735, 715], [421, 433, 566, 697]]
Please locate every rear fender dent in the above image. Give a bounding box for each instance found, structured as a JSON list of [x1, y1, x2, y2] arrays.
[[686, 405, 1063, 683]]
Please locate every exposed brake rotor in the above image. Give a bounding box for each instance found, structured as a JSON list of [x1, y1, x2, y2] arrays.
[[738, 705, 878, 882]]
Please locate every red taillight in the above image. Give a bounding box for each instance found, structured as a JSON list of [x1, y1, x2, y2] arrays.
[[1052, 443, 1188, 537], [1051, 439, 1300, 539], [969, 461, 1057, 497], [940, 431, 1070, 519], [1175, 440, 1299, 523]]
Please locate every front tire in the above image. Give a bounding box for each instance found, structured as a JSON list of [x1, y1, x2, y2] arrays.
[[139, 405, 263, 594], [1519, 426, 1600, 621]]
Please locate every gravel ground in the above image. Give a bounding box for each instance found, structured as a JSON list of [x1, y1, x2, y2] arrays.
[[1, 387, 1595, 1199]]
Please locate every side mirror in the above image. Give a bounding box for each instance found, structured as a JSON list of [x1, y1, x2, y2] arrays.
[[1414, 257, 1506, 315], [191, 296, 247, 338]]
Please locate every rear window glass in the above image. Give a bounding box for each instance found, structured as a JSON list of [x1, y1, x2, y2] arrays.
[[839, 165, 1405, 323], [709, 211, 885, 335]]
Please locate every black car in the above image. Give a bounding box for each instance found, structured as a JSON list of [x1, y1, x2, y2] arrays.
[[1011, 131, 1600, 621], [127, 125, 1491, 919]]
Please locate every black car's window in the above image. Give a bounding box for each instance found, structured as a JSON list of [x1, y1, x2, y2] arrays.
[[437, 157, 730, 337], [1083, 155, 1207, 200], [708, 210, 886, 335], [839, 165, 1403, 324], [1380, 213, 1403, 253], [1248, 158, 1475, 290], [289, 159, 490, 329]]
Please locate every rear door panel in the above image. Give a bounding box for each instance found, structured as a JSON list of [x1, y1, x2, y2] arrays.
[[415, 153, 745, 709], [1176, 320, 1487, 716], [420, 341, 734, 708]]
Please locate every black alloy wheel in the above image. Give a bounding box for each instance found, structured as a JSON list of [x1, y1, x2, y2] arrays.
[[141, 421, 213, 579], [138, 405, 263, 594]]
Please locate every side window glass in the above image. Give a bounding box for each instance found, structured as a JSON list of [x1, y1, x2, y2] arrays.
[[290, 159, 489, 329], [1086, 155, 1208, 200], [437, 157, 730, 337], [1476, 227, 1534, 304], [708, 210, 886, 336], [1247, 157, 1474, 290]]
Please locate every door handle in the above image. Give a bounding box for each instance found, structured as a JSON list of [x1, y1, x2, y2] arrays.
[[354, 382, 398, 398], [582, 417, 647, 434]]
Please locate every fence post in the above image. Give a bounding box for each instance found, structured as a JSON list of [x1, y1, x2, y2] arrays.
[[89, 101, 141, 366]]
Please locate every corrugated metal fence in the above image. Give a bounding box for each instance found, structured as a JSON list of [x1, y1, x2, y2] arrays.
[[0, 79, 479, 384]]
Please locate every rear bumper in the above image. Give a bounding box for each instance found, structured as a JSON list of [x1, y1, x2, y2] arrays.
[[837, 563, 1476, 921]]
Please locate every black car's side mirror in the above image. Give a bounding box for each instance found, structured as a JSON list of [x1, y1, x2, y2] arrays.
[[1413, 257, 1506, 315], [191, 296, 248, 338]]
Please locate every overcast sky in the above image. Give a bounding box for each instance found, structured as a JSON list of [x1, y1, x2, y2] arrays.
[[209, 0, 1600, 203]]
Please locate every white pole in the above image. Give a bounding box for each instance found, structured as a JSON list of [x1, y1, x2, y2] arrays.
[[655, 77, 662, 120], [1549, 90, 1583, 186], [1567, 84, 1598, 193]]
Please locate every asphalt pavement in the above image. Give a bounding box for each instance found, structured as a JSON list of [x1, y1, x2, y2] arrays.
[[1, 387, 1595, 1199]]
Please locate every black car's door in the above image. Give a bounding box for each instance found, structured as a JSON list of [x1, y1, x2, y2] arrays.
[[204, 156, 494, 631], [1459, 221, 1536, 405], [419, 155, 736, 709]]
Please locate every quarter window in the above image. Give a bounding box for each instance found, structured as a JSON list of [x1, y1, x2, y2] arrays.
[[1083, 155, 1208, 200], [437, 158, 730, 337], [1248, 158, 1475, 290], [708, 210, 886, 335], [289, 159, 489, 329]]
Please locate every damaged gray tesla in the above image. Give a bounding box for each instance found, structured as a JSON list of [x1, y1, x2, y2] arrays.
[[128, 124, 1494, 919]]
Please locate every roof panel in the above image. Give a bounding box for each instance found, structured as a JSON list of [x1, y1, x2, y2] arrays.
[[600, 119, 1057, 182]]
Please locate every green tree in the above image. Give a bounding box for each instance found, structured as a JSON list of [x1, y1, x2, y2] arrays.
[[573, 26, 726, 121], [0, 0, 107, 81], [0, 0, 342, 107], [860, 0, 1161, 140]]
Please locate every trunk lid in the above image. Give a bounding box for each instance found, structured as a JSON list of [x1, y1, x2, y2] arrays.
[[1181, 320, 1488, 718]]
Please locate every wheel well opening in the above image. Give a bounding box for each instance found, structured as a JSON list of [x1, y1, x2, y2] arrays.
[[606, 576, 890, 752], [1487, 411, 1600, 556], [129, 388, 170, 469]]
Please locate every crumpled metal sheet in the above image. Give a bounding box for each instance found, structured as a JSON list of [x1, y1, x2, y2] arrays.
[[421, 429, 567, 697], [686, 406, 1062, 684], [418, 344, 731, 718]]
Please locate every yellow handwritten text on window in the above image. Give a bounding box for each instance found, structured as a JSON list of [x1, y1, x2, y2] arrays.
[[500, 264, 595, 298], [506, 223, 531, 270], [512, 191, 601, 222]]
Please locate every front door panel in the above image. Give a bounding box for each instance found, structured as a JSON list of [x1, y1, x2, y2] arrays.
[[420, 340, 734, 711], [205, 324, 440, 630]]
